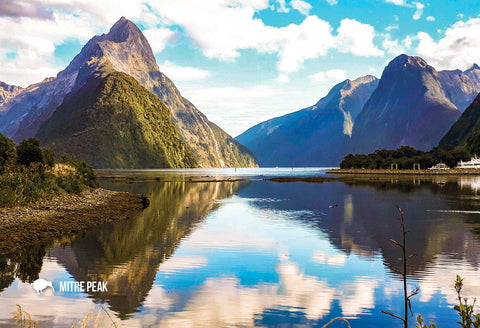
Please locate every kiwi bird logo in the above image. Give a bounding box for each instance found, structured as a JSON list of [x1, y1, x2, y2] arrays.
[[33, 279, 54, 295]]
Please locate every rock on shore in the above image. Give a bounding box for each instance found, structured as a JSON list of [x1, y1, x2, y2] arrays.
[[0, 188, 144, 255]]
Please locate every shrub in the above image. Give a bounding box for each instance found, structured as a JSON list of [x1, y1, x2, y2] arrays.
[[0, 133, 17, 167], [17, 138, 43, 166]]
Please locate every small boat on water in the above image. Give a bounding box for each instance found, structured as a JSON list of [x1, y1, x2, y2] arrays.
[[456, 156, 480, 169], [428, 163, 449, 170]]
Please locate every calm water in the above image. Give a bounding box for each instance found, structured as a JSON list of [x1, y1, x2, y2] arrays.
[[1, 169, 480, 327]]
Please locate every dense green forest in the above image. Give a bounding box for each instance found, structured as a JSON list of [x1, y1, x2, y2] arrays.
[[340, 146, 471, 169], [0, 133, 98, 207]]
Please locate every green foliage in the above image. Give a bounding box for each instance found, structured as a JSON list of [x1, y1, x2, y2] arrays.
[[42, 148, 55, 167], [454, 275, 480, 328], [37, 72, 198, 168], [16, 138, 43, 166], [416, 315, 437, 328], [340, 145, 471, 169], [60, 153, 99, 188], [0, 133, 17, 167], [465, 129, 480, 155], [0, 135, 99, 207]]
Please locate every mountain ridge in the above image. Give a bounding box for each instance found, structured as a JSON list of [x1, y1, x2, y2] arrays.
[[236, 75, 379, 166], [0, 17, 257, 168]]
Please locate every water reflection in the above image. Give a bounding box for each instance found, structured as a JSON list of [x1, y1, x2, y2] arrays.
[[1, 173, 480, 327], [50, 181, 246, 319], [238, 178, 480, 275]]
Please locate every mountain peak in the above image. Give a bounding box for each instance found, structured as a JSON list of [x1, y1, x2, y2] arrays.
[[106, 17, 143, 43], [386, 54, 430, 71], [466, 63, 480, 73]]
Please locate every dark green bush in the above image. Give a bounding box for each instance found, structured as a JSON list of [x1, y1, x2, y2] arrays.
[[340, 146, 471, 169], [17, 138, 43, 166]]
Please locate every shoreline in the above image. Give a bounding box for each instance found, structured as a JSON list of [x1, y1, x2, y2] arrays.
[[327, 168, 480, 175], [0, 188, 145, 256]]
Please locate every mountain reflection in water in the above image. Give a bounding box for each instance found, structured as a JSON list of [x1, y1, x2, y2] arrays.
[[0, 172, 479, 327]]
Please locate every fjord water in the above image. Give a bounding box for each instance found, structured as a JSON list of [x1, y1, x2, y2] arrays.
[[1, 169, 480, 327]]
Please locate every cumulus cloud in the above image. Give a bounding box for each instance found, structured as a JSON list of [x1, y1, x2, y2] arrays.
[[276, 16, 335, 72], [382, 34, 406, 55], [0, 1, 53, 19], [412, 2, 424, 20], [143, 28, 176, 53], [159, 60, 210, 81], [325, 0, 339, 4], [291, 0, 312, 15], [416, 17, 480, 70], [337, 18, 384, 56], [426, 16, 435, 21], [0, 0, 384, 86], [309, 69, 346, 82]]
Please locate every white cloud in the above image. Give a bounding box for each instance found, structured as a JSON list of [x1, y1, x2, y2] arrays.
[[0, 12, 99, 86], [325, 0, 339, 4], [0, 0, 386, 87], [413, 2, 424, 20], [309, 69, 346, 82], [384, 0, 407, 5], [142, 28, 176, 53], [159, 60, 210, 81], [416, 17, 480, 70], [426, 16, 435, 21], [276, 74, 290, 83], [336, 18, 384, 56], [382, 34, 406, 55], [276, 15, 335, 72], [385, 24, 399, 31], [291, 0, 312, 15], [276, 0, 290, 13]]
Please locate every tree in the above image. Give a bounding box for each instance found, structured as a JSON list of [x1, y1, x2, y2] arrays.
[[17, 138, 44, 166], [0, 133, 16, 167]]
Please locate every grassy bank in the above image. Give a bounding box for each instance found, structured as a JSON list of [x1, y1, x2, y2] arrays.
[[0, 134, 98, 207]]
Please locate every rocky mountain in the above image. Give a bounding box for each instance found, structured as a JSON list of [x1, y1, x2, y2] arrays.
[[438, 92, 480, 153], [350, 54, 461, 154], [36, 72, 198, 168], [0, 17, 257, 168], [0, 82, 23, 106], [236, 76, 379, 166], [438, 64, 480, 112]]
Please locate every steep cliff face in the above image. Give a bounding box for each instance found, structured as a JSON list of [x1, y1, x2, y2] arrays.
[[237, 76, 378, 166], [438, 92, 480, 152], [36, 72, 198, 168], [438, 64, 480, 112], [0, 17, 257, 168], [350, 54, 461, 154], [0, 82, 23, 107]]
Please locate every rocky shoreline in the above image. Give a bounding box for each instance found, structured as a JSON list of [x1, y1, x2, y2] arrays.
[[0, 188, 145, 256]]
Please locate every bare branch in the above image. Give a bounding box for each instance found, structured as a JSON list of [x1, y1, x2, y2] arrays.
[[382, 310, 406, 323]]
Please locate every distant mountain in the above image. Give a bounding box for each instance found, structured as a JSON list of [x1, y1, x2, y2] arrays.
[[0, 82, 23, 107], [438, 92, 480, 152], [0, 17, 257, 168], [36, 72, 197, 168], [350, 54, 461, 154], [438, 64, 480, 112], [236, 76, 379, 166]]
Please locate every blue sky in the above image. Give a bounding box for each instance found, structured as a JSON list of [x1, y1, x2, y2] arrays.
[[1, 0, 480, 136]]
